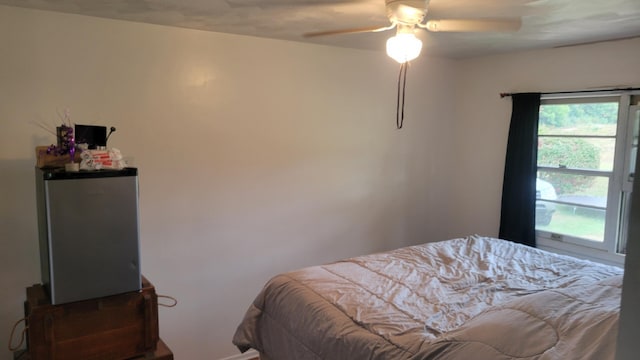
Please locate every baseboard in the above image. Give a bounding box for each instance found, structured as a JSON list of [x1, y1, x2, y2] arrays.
[[218, 349, 259, 360]]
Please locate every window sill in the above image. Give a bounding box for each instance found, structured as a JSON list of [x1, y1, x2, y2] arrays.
[[537, 236, 625, 267]]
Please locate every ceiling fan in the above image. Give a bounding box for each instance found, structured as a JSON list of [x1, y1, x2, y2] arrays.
[[304, 0, 522, 63]]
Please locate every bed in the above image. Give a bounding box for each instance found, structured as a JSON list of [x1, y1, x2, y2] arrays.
[[232, 235, 624, 360]]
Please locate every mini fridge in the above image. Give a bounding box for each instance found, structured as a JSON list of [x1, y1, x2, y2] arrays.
[[35, 167, 141, 304]]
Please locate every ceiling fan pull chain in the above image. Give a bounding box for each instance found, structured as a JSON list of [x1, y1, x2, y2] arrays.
[[396, 62, 408, 129]]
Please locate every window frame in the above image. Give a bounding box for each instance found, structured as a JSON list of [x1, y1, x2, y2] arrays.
[[535, 91, 639, 266]]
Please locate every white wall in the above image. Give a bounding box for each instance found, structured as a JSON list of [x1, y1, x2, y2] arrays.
[[450, 37, 640, 238], [0, 5, 456, 359]]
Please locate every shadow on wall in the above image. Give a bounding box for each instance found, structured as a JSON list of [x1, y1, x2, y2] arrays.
[[0, 159, 41, 359]]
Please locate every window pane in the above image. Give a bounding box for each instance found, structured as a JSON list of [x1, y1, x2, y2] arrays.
[[539, 103, 618, 136], [536, 203, 605, 242], [536, 172, 607, 241], [538, 137, 615, 171], [537, 171, 609, 204]]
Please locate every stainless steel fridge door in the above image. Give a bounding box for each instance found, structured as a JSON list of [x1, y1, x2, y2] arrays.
[[44, 174, 141, 304]]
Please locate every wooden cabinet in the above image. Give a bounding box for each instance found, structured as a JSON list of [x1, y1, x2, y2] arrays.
[[15, 276, 173, 360], [14, 339, 173, 360]]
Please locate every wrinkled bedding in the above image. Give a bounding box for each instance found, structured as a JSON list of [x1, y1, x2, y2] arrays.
[[232, 235, 623, 360]]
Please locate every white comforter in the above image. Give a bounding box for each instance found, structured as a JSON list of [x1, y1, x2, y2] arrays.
[[233, 235, 623, 359]]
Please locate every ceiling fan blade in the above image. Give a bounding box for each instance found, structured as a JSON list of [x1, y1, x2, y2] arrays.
[[303, 24, 395, 38], [423, 18, 522, 32]]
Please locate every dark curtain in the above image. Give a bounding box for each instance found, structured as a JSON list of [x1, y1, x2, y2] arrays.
[[499, 93, 541, 247]]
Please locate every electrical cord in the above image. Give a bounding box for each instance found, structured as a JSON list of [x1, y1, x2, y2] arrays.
[[8, 318, 27, 352], [157, 295, 178, 308], [396, 61, 409, 129]]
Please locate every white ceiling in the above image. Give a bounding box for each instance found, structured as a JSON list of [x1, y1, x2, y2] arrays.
[[2, 0, 640, 58]]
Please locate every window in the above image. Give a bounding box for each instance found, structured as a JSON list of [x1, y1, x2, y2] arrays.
[[535, 92, 639, 264]]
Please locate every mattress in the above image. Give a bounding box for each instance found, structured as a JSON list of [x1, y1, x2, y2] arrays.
[[232, 235, 623, 359]]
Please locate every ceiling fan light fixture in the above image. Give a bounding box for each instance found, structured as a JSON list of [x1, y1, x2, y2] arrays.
[[386, 32, 422, 63]]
